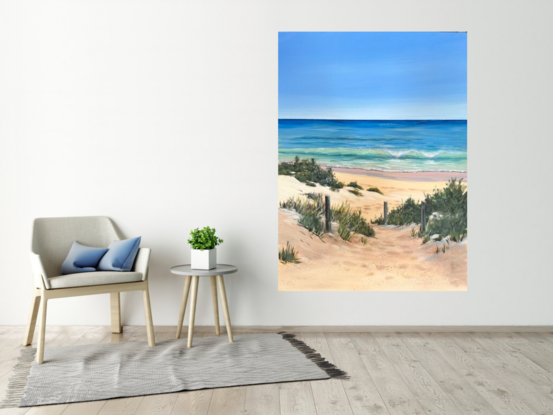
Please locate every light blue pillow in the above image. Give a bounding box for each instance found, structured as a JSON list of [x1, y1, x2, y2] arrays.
[[98, 237, 141, 272], [61, 241, 109, 275]]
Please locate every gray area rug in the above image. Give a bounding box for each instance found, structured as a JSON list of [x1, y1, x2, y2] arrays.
[[1, 333, 347, 408]]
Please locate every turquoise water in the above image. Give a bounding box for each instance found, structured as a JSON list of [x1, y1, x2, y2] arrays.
[[279, 120, 467, 172]]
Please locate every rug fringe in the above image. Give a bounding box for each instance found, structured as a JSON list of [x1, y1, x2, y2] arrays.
[[0, 348, 35, 408], [278, 332, 350, 380]]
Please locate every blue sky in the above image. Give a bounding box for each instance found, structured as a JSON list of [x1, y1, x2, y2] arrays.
[[279, 32, 467, 120]]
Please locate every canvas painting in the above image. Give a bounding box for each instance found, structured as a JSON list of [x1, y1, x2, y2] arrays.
[[278, 32, 467, 291]]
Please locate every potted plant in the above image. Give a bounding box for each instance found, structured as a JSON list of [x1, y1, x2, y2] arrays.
[[188, 226, 224, 270]]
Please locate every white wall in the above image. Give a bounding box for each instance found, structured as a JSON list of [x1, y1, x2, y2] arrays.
[[1, 0, 552, 327]]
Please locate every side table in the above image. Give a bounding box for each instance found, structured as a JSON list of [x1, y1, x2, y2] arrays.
[[170, 264, 238, 347]]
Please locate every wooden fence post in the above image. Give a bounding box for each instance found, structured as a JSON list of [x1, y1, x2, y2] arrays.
[[383, 202, 388, 225], [420, 201, 426, 233], [325, 195, 331, 233]]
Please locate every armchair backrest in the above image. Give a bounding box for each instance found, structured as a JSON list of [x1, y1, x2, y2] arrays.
[[31, 216, 122, 278]]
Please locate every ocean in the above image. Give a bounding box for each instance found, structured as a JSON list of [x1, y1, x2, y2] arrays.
[[278, 119, 467, 173]]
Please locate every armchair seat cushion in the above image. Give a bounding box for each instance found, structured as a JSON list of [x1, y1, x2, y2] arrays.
[[48, 271, 143, 289]]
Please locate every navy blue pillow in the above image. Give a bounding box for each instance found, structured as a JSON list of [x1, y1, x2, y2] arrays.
[[61, 241, 109, 275], [97, 237, 141, 272]]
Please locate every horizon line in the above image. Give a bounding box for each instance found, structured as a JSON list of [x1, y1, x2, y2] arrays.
[[279, 118, 467, 121]]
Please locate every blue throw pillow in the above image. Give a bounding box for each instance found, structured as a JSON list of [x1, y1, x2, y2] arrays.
[[61, 241, 109, 275], [98, 237, 141, 271]]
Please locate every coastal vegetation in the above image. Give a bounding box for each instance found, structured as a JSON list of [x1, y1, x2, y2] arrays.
[[279, 242, 300, 264], [372, 179, 467, 242], [279, 156, 344, 190], [367, 187, 383, 195], [280, 193, 375, 241], [347, 181, 363, 189]]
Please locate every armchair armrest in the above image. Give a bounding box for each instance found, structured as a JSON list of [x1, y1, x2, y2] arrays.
[[132, 248, 151, 281], [30, 252, 50, 289]]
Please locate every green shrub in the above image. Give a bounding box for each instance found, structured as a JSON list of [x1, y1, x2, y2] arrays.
[[426, 213, 467, 242], [299, 213, 324, 236], [187, 226, 223, 250], [367, 187, 383, 195], [279, 242, 300, 264], [305, 181, 316, 187], [388, 198, 421, 226], [371, 215, 385, 225], [377, 178, 467, 242], [347, 181, 363, 190], [278, 156, 344, 189]]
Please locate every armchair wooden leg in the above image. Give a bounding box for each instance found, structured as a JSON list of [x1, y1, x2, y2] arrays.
[[110, 292, 122, 334], [23, 289, 41, 346], [142, 288, 155, 347], [36, 296, 48, 364], [210, 276, 220, 336]]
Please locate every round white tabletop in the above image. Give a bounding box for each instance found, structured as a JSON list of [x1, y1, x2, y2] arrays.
[[170, 264, 238, 277]]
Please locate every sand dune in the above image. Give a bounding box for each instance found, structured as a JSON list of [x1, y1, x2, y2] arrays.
[[278, 169, 467, 291]]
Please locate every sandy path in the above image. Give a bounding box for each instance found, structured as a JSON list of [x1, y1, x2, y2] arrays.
[[278, 210, 467, 291]]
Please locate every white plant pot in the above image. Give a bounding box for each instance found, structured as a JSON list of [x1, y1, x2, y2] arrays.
[[191, 248, 217, 270]]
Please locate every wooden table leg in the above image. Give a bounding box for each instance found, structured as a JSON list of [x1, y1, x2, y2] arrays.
[[216, 275, 233, 343], [210, 276, 220, 336], [176, 275, 192, 339], [187, 276, 199, 348]]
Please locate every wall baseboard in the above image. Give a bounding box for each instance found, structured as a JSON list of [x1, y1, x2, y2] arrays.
[[166, 325, 553, 333], [8, 325, 549, 333], [5, 325, 552, 333]]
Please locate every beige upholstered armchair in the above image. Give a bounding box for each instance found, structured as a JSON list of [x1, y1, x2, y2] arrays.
[[24, 216, 155, 364]]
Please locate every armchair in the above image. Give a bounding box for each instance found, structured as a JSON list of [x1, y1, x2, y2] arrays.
[[24, 216, 155, 364]]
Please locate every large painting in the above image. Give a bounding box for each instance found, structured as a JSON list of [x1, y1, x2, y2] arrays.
[[278, 32, 467, 291]]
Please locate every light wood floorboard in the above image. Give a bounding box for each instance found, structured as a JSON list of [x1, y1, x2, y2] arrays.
[[0, 327, 552, 414]]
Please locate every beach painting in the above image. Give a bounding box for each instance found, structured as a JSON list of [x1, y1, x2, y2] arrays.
[[278, 32, 467, 291]]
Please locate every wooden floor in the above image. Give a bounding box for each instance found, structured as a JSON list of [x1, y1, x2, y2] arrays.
[[1, 326, 553, 414]]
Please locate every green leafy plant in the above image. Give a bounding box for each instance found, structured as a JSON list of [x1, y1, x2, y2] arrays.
[[279, 242, 300, 264], [348, 188, 362, 197], [187, 226, 223, 250]]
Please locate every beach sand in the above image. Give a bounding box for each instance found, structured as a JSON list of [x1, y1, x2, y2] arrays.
[[278, 169, 467, 291]]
